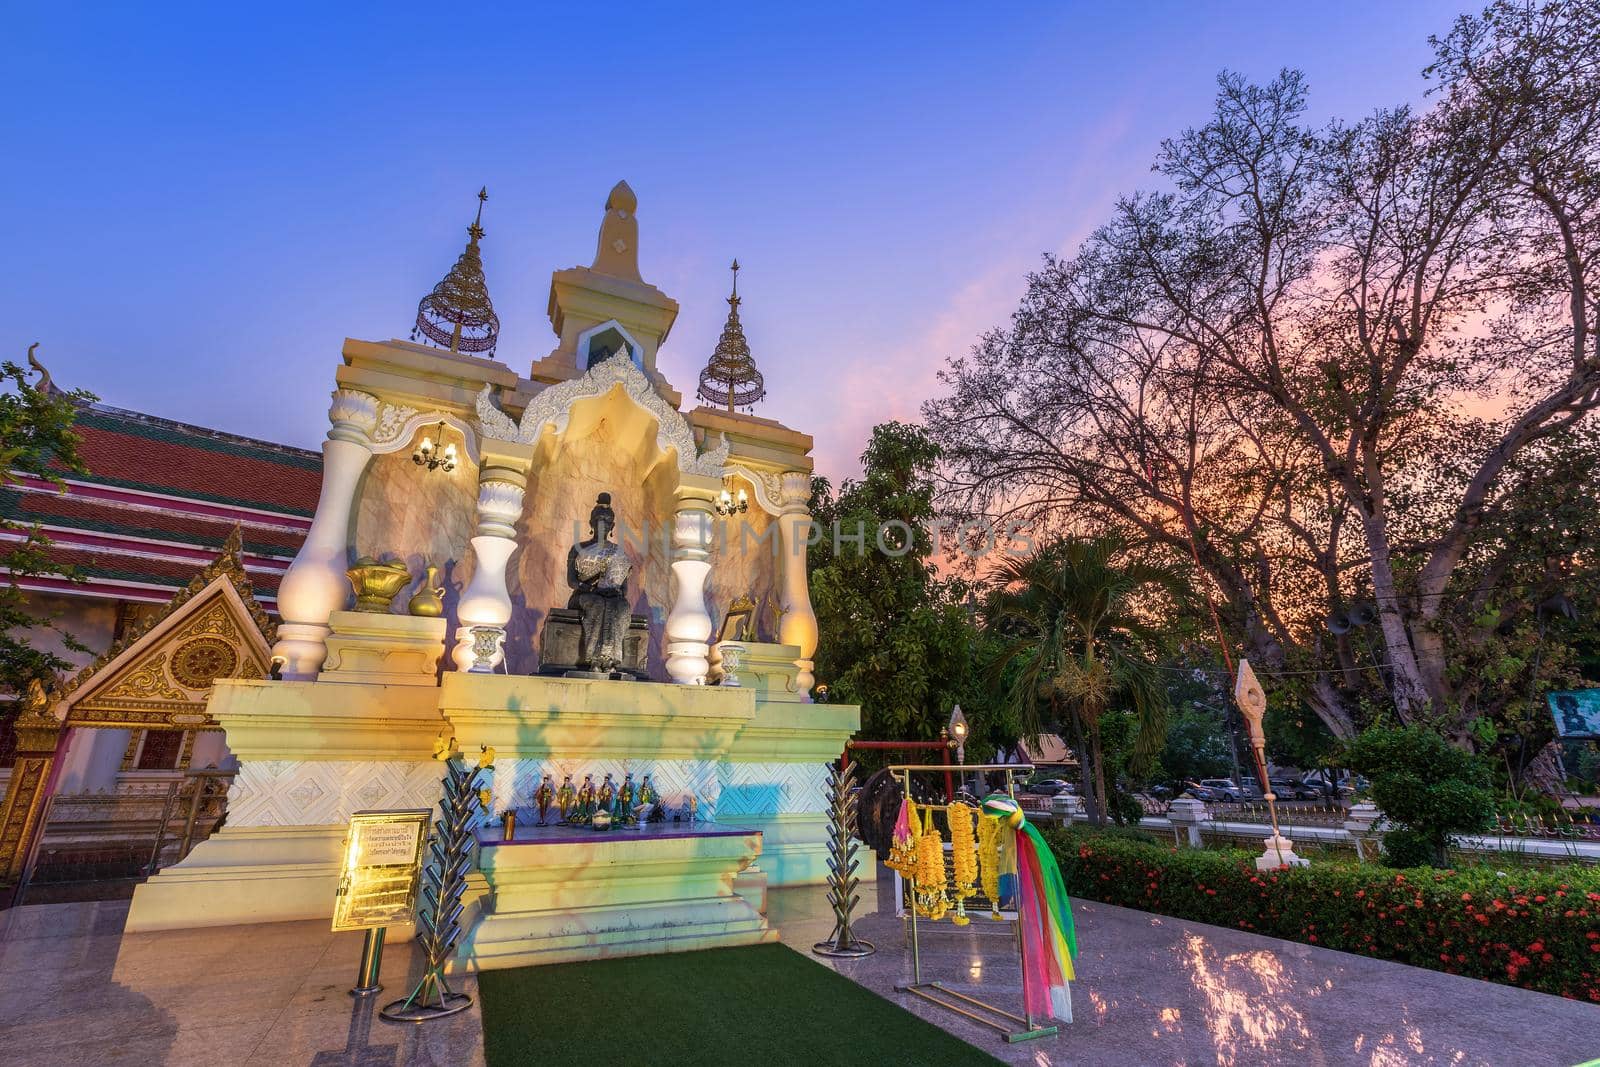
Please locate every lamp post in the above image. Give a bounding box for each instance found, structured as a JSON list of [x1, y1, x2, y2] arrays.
[[948, 705, 969, 797]]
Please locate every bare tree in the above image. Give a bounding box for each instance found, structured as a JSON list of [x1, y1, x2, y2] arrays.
[[927, 0, 1600, 756]]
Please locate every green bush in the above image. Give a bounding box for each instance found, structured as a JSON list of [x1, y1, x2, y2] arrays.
[[1342, 726, 1494, 867], [1045, 827, 1600, 1003]]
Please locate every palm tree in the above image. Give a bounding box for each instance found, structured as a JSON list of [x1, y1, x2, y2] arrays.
[[986, 536, 1185, 826]]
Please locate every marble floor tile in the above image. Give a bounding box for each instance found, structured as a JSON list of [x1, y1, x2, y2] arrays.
[[4, 872, 1597, 1066]]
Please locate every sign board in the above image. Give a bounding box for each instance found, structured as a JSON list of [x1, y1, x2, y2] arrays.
[[331, 809, 431, 932], [1548, 690, 1600, 741]]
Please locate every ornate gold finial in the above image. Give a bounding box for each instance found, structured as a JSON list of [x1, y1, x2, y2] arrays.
[[696, 259, 767, 413], [413, 187, 500, 357]]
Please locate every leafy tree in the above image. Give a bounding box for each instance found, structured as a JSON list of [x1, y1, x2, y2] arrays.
[[808, 422, 999, 753], [1, 350, 94, 695], [986, 535, 1187, 825], [927, 2, 1600, 776], [1160, 707, 1236, 788], [1343, 725, 1495, 867]]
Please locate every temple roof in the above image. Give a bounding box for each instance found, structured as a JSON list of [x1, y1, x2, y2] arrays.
[[0, 401, 321, 608]]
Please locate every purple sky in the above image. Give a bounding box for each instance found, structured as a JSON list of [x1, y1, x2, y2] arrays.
[[2, 3, 1474, 481]]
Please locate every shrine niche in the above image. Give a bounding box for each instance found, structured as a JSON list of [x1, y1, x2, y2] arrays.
[[0, 529, 275, 883]]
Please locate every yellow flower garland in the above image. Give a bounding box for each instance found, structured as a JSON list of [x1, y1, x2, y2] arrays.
[[912, 807, 948, 921], [977, 811, 1002, 919], [948, 802, 978, 926]]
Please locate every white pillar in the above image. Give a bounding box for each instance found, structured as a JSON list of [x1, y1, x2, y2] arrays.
[[452, 475, 525, 672], [272, 389, 378, 678], [665, 489, 716, 685], [776, 471, 819, 700]]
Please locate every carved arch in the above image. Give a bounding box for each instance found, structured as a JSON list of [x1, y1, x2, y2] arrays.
[[474, 357, 728, 477]]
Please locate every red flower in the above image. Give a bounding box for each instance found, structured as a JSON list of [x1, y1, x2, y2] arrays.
[[1529, 942, 1545, 954], [1461, 893, 1472, 902]]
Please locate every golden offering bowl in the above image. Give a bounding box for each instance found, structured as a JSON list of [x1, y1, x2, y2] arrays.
[[346, 556, 413, 613]]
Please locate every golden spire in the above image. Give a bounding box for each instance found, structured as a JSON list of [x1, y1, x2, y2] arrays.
[[413, 187, 500, 357], [696, 260, 767, 414]]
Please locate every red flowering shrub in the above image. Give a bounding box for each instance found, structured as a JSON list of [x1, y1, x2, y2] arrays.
[[1045, 827, 1600, 1003]]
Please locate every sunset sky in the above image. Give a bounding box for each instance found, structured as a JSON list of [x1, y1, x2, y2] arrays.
[[2, 2, 1475, 481]]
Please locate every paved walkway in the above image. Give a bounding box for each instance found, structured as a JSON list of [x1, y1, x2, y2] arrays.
[[0, 899, 482, 1066], [3, 874, 1597, 1065], [791, 872, 1600, 1066]]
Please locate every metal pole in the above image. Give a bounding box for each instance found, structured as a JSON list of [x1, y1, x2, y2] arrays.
[[940, 736, 954, 802], [178, 777, 206, 862], [905, 769, 922, 986], [146, 780, 181, 875], [352, 927, 385, 997]]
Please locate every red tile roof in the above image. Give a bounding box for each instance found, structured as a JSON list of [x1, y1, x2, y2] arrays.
[[2, 402, 322, 608]]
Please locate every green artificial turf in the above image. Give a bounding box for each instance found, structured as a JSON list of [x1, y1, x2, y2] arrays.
[[478, 942, 1003, 1066]]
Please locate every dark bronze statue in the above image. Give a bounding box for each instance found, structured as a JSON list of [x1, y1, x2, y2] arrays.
[[566, 492, 633, 676]]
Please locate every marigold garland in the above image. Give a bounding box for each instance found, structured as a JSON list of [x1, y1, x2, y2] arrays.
[[912, 806, 949, 920], [977, 809, 1002, 919], [949, 802, 978, 926]]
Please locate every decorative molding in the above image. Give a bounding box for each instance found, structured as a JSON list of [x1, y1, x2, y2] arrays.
[[53, 528, 277, 713], [474, 387, 520, 442], [370, 403, 482, 465], [715, 761, 831, 819], [327, 389, 380, 444], [473, 358, 729, 477], [724, 465, 785, 516], [475, 480, 525, 538], [226, 759, 442, 827], [779, 471, 811, 509]]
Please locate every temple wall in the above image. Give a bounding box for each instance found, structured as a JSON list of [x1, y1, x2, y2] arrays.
[[706, 495, 782, 642], [507, 417, 674, 676], [351, 447, 479, 618]]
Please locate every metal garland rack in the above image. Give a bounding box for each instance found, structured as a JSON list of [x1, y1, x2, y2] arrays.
[[890, 762, 1059, 1045]]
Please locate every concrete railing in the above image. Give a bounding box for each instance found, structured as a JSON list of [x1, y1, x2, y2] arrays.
[[1043, 796, 1600, 866]]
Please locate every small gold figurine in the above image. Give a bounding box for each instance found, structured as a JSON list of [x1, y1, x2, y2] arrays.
[[535, 775, 556, 825], [557, 775, 576, 823]]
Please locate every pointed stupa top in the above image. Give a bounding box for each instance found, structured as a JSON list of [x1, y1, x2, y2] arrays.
[[412, 187, 500, 357], [696, 260, 767, 413], [591, 180, 643, 282]]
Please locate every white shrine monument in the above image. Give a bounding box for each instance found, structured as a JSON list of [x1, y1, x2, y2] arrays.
[[124, 182, 862, 969]]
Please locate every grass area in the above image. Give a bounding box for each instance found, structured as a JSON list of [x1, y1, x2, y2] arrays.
[[478, 942, 1002, 1066]]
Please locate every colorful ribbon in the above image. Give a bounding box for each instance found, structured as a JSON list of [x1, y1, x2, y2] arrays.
[[982, 794, 1077, 1022]]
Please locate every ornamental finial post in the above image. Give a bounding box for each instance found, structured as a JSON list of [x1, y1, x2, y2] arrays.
[[412, 187, 500, 357]]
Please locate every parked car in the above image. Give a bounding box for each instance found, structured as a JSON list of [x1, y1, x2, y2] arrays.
[[1270, 778, 1321, 801], [1198, 778, 1247, 802], [1026, 779, 1074, 796]]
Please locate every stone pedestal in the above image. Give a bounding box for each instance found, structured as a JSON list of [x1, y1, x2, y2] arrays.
[[453, 822, 773, 972], [537, 608, 649, 679], [319, 611, 447, 686], [1256, 833, 1310, 870], [724, 642, 804, 703], [124, 679, 448, 933], [1167, 796, 1210, 848], [1344, 801, 1383, 863]]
